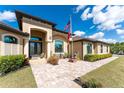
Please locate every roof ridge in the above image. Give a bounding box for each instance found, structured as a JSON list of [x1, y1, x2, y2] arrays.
[[73, 36, 110, 44], [15, 10, 56, 30], [0, 21, 21, 31], [0, 21, 29, 36]]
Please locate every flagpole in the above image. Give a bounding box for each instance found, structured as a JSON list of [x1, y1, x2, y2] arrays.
[[70, 15, 73, 58]]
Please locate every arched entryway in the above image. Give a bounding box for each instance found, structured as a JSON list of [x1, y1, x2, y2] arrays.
[[29, 29, 47, 58]]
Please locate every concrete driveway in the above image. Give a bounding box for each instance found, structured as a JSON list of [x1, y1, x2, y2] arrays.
[[30, 57, 118, 88]]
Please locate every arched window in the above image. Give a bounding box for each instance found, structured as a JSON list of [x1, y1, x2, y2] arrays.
[[30, 36, 42, 41], [4, 35, 18, 44], [55, 40, 64, 53]]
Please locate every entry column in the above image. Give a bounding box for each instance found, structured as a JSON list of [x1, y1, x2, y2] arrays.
[[46, 41, 52, 58]]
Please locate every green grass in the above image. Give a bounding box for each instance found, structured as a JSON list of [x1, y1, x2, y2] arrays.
[[0, 66, 37, 88], [80, 56, 124, 88]]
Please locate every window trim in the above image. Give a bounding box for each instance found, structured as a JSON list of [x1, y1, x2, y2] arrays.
[[87, 43, 92, 54], [30, 36, 42, 41], [2, 34, 19, 44], [4, 35, 18, 44], [101, 44, 103, 53], [107, 46, 109, 53]]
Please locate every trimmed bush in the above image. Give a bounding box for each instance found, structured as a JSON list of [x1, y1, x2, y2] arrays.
[[84, 54, 112, 62], [0, 55, 25, 74], [47, 55, 59, 65]]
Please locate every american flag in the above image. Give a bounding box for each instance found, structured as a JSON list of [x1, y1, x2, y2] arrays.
[[64, 21, 71, 43], [64, 21, 70, 31]]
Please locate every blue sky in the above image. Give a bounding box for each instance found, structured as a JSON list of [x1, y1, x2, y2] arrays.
[[0, 5, 124, 43]]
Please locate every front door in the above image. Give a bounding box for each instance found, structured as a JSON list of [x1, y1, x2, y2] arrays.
[[29, 42, 42, 57]]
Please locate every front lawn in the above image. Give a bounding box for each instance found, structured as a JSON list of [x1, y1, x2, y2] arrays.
[[80, 56, 124, 88], [0, 66, 37, 88]]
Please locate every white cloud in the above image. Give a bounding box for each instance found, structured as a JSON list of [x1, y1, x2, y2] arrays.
[[99, 38, 117, 43], [75, 5, 87, 13], [80, 5, 124, 31], [92, 5, 107, 13], [87, 31, 116, 43], [81, 7, 92, 20], [88, 32, 104, 39], [116, 29, 124, 35], [74, 30, 85, 36], [0, 10, 16, 22], [93, 11, 106, 24]]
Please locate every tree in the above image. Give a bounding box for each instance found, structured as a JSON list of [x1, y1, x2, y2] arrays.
[[110, 42, 124, 54]]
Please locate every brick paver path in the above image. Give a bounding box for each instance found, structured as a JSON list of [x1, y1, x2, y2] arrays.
[[30, 57, 118, 88]]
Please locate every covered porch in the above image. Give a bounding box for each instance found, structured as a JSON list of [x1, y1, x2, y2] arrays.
[[29, 29, 47, 58]]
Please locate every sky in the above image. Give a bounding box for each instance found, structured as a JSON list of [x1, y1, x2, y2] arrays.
[[0, 5, 124, 43]]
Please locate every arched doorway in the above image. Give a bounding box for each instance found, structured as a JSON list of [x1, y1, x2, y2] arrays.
[[29, 29, 46, 57]]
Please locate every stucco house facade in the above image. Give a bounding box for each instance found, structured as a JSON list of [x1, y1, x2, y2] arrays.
[[71, 37, 110, 59], [0, 10, 110, 59]]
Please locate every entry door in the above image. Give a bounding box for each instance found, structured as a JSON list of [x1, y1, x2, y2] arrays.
[[30, 42, 42, 56]]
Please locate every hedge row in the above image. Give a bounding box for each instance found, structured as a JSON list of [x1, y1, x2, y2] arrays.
[[84, 54, 112, 62], [0, 55, 25, 74]]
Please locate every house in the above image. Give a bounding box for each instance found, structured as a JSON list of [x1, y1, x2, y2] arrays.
[[0, 10, 110, 59], [71, 37, 110, 59]]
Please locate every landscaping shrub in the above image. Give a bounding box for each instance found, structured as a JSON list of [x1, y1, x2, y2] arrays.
[[23, 57, 30, 66], [0, 55, 25, 74], [84, 54, 112, 62], [81, 78, 102, 88], [47, 55, 59, 65]]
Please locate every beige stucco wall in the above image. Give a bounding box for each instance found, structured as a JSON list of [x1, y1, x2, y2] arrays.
[[0, 29, 24, 56], [22, 17, 53, 58], [52, 30, 68, 55], [72, 40, 110, 60], [97, 43, 110, 54]]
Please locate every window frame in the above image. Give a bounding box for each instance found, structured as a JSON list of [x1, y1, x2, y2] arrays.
[[87, 43, 92, 54], [54, 39, 64, 53], [107, 46, 108, 53], [4, 35, 18, 44], [101, 44, 103, 53]]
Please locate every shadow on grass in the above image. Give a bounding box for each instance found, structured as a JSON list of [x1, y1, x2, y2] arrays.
[[73, 77, 102, 88]]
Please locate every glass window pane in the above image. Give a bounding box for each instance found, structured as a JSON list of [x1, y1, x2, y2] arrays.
[[4, 36, 18, 44], [87, 43, 92, 54], [30, 36, 42, 41], [101, 45, 103, 53], [55, 40, 64, 53]]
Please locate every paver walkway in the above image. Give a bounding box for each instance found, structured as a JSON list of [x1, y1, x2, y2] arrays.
[[30, 57, 118, 88]]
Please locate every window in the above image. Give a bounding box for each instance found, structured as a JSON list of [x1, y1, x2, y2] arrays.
[[4, 35, 18, 44], [55, 40, 64, 53], [87, 43, 92, 54], [107, 46, 108, 52], [101, 44, 103, 53], [30, 36, 42, 41]]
